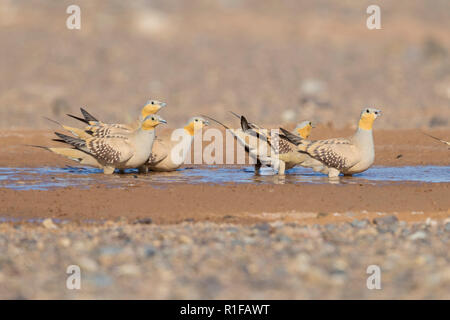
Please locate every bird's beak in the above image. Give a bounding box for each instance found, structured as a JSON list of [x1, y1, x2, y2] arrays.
[[376, 110, 382, 117], [204, 120, 209, 126], [159, 118, 167, 124], [310, 123, 316, 128], [160, 102, 167, 108]]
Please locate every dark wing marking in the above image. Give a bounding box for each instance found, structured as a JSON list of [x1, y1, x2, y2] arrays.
[[80, 107, 99, 122], [303, 139, 356, 170], [53, 132, 86, 149], [86, 138, 132, 165], [229, 111, 261, 129], [66, 113, 90, 125], [279, 127, 303, 145]]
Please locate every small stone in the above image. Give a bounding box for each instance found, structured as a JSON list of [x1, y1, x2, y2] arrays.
[[99, 246, 122, 256], [59, 238, 71, 247], [133, 218, 152, 225], [178, 235, 193, 244], [373, 215, 398, 233], [253, 223, 271, 232], [409, 231, 427, 241], [444, 223, 450, 232], [351, 219, 369, 229], [42, 218, 57, 229], [373, 215, 398, 225], [115, 264, 140, 276], [79, 257, 99, 272]]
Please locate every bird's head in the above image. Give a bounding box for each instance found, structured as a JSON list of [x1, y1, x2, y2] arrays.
[[359, 108, 381, 130], [141, 100, 167, 119], [184, 116, 209, 136], [295, 120, 314, 139], [142, 114, 167, 130]]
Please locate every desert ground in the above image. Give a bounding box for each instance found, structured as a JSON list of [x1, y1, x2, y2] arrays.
[[0, 0, 449, 299], [0, 128, 449, 299]]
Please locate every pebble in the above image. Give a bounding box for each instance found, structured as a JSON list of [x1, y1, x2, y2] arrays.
[[373, 215, 398, 225], [42, 218, 57, 230], [373, 215, 398, 233], [0, 219, 448, 299], [133, 218, 153, 225], [350, 219, 370, 228], [78, 256, 99, 272], [409, 231, 428, 241], [178, 235, 193, 244], [253, 223, 271, 232], [444, 223, 450, 232]]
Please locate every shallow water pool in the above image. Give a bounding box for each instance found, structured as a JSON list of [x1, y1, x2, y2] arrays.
[[0, 165, 448, 190]]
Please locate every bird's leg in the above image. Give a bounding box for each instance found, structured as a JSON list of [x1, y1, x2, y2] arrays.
[[254, 161, 262, 175], [327, 168, 340, 178], [103, 166, 115, 175], [277, 160, 286, 176]]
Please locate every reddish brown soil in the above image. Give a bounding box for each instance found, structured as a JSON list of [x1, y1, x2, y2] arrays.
[[0, 182, 449, 225]]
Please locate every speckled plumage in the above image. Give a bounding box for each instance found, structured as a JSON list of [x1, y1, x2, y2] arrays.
[[280, 108, 381, 177]]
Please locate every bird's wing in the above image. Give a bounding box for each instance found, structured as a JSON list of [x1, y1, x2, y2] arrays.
[[270, 131, 297, 155], [279, 127, 304, 145], [240, 116, 274, 147], [300, 138, 361, 170], [87, 124, 133, 138], [85, 137, 134, 165], [147, 138, 169, 165]]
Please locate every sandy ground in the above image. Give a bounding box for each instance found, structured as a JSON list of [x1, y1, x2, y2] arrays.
[[0, 128, 449, 225], [0, 0, 449, 299], [0, 1, 449, 129]]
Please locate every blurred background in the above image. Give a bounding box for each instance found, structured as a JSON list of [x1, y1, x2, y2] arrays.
[[0, 0, 449, 129]]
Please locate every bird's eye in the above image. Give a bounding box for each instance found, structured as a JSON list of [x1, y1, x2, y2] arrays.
[[195, 119, 198, 122], [366, 109, 370, 113], [151, 101, 155, 105]]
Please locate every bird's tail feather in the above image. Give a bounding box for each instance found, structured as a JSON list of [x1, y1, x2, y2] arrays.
[[200, 115, 230, 130], [53, 132, 87, 149], [80, 107, 99, 122], [66, 113, 90, 125]]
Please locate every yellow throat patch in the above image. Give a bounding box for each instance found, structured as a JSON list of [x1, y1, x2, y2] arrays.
[[141, 104, 161, 119], [184, 122, 195, 136], [297, 125, 312, 139], [142, 119, 157, 130]]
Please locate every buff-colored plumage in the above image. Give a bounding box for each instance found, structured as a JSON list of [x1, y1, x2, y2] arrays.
[[63, 100, 166, 138], [281, 108, 381, 177], [204, 113, 306, 175], [49, 115, 166, 174], [146, 117, 209, 172]]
